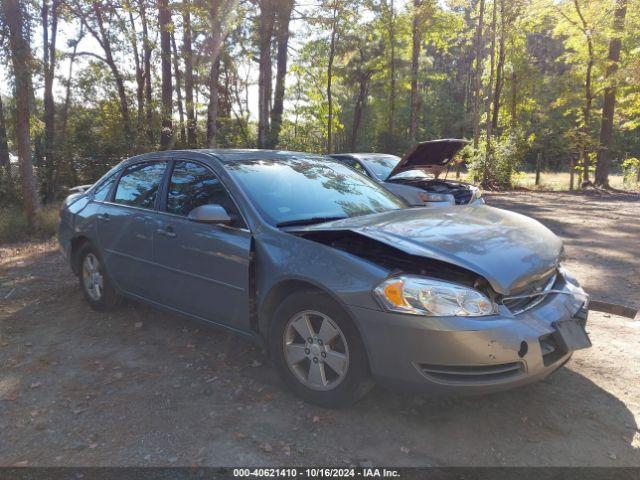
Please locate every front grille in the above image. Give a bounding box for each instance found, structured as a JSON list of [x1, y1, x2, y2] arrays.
[[501, 271, 558, 315], [418, 362, 524, 384]]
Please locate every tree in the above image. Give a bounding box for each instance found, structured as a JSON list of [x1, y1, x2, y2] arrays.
[[267, 0, 294, 149], [41, 0, 60, 201], [409, 0, 422, 143], [384, 0, 397, 145], [72, 0, 133, 137], [140, 0, 154, 144], [206, 0, 226, 147], [595, 0, 628, 187], [257, 0, 276, 148], [171, 31, 186, 146], [344, 27, 381, 151], [326, 1, 339, 153], [0, 94, 9, 173], [481, 0, 498, 187], [472, 0, 486, 149], [159, 0, 173, 149], [2, 0, 41, 224], [490, 0, 506, 131], [182, 0, 197, 147]]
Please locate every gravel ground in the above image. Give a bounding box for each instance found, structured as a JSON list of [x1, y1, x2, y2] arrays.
[[0, 191, 638, 467]]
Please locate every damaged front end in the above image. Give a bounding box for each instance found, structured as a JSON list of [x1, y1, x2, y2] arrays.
[[387, 177, 481, 205]]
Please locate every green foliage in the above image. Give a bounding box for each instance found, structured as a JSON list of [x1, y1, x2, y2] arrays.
[[0, 203, 59, 244], [622, 157, 640, 185], [468, 129, 534, 189], [1, 0, 639, 217]]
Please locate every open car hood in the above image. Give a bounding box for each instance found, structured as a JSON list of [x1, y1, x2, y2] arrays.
[[388, 139, 469, 178], [292, 206, 561, 294]]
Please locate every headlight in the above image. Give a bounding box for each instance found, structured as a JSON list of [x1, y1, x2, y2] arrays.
[[374, 275, 497, 317], [558, 264, 589, 306], [418, 192, 455, 203]]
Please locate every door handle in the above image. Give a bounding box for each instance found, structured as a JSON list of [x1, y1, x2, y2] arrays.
[[156, 226, 176, 238], [97, 213, 111, 222]]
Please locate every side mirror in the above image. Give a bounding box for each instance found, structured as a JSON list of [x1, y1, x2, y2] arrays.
[[187, 204, 231, 225]]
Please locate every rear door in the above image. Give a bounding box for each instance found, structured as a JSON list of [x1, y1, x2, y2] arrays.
[[152, 159, 252, 331], [96, 160, 167, 298]]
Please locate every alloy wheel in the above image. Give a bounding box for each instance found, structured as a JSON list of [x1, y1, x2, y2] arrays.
[[82, 253, 104, 301], [283, 310, 350, 391]]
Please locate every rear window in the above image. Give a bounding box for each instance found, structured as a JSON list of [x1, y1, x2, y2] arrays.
[[114, 162, 167, 209]]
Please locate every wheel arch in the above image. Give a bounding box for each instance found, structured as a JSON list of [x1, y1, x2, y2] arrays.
[[258, 277, 368, 357], [69, 235, 92, 275]]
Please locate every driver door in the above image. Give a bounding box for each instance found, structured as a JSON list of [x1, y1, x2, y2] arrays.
[[152, 160, 252, 331]]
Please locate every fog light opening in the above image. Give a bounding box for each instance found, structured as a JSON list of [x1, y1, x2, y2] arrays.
[[518, 341, 528, 358]]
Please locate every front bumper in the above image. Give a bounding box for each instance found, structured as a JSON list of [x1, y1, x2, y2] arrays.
[[350, 278, 589, 395]]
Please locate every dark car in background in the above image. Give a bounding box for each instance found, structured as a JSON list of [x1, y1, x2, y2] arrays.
[[58, 149, 591, 408], [331, 139, 483, 206]]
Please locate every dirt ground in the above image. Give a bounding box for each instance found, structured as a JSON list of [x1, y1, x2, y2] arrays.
[[0, 191, 639, 467]]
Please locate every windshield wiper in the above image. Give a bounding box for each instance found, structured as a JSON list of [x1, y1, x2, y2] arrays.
[[276, 216, 347, 228]]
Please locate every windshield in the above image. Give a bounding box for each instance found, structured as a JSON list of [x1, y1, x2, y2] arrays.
[[226, 156, 406, 226], [359, 154, 401, 181]]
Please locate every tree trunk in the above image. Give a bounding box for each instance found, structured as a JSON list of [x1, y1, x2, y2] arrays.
[[595, 0, 628, 187], [387, 0, 396, 142], [268, 0, 294, 149], [159, 0, 173, 150], [351, 71, 370, 152], [126, 2, 145, 135], [482, 0, 498, 187], [59, 26, 83, 187], [73, 0, 132, 136], [0, 94, 9, 172], [491, 0, 505, 131], [140, 0, 154, 145], [472, 0, 486, 149], [42, 0, 59, 202], [257, 0, 275, 148], [171, 32, 186, 147], [326, 6, 338, 154], [207, 0, 224, 148], [92, 2, 132, 137], [510, 70, 517, 127], [183, 0, 196, 147], [3, 0, 40, 225], [573, 0, 594, 183], [409, 0, 421, 143]]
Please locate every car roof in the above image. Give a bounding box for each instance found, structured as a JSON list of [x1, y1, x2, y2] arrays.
[[331, 153, 400, 161], [176, 149, 329, 163]]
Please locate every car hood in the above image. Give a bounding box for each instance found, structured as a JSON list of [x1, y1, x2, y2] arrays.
[[293, 205, 561, 294], [388, 138, 469, 178]]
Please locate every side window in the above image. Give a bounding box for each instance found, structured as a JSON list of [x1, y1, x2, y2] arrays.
[[336, 157, 366, 175], [348, 160, 367, 175], [92, 174, 117, 202], [166, 161, 245, 227], [114, 162, 166, 209]]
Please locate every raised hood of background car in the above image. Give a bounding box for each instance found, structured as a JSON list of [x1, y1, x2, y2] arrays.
[[388, 139, 469, 178], [293, 205, 562, 294]]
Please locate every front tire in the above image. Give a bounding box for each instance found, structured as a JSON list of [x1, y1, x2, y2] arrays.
[[77, 243, 121, 311], [269, 291, 373, 408]]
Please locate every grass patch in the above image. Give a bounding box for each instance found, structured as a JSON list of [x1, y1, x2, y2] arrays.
[[0, 204, 59, 244], [453, 171, 633, 191]]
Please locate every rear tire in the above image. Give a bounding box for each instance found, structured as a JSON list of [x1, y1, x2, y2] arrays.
[[269, 291, 373, 408], [77, 243, 121, 312]]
